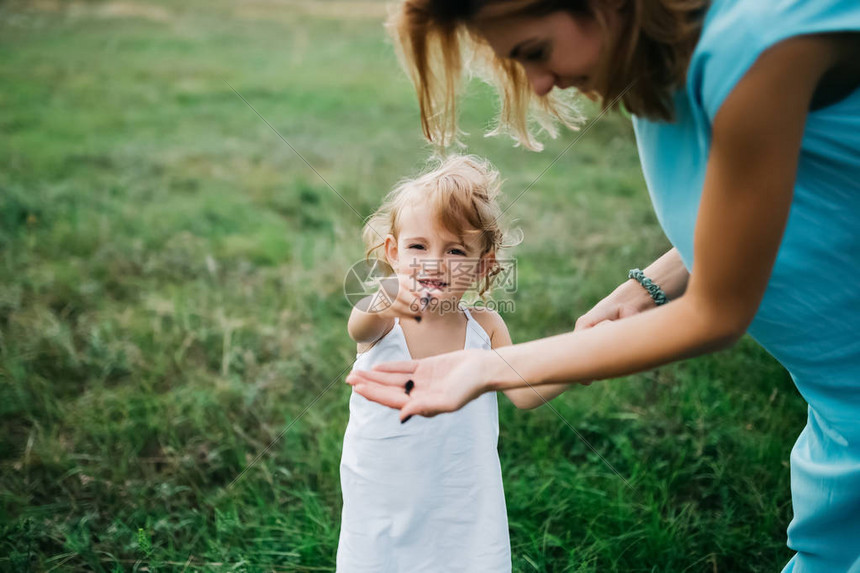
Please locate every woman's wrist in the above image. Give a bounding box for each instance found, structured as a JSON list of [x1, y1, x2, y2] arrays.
[[479, 347, 531, 392], [613, 277, 661, 313], [641, 247, 690, 301], [627, 268, 669, 306]]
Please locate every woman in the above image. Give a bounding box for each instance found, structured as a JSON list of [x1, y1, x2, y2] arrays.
[[346, 1, 860, 570]]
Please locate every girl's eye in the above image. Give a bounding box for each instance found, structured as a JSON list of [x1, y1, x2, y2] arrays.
[[449, 249, 467, 256], [408, 244, 425, 250]]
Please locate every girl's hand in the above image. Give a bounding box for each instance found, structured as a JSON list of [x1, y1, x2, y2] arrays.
[[372, 273, 439, 323], [347, 273, 442, 346], [345, 348, 490, 422]]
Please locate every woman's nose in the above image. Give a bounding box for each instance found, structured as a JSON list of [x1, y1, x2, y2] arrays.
[[525, 66, 556, 97]]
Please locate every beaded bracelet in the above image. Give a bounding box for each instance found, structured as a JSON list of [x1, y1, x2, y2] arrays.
[[628, 268, 669, 306]]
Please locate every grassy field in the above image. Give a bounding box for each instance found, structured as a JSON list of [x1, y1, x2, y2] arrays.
[[0, 1, 808, 571]]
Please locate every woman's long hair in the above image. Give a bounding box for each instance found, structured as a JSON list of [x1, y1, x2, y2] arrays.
[[387, 0, 707, 150]]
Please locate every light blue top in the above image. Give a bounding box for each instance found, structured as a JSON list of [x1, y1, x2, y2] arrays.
[[631, 1, 860, 570]]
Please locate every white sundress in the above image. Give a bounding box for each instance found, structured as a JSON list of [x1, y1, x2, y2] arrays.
[[337, 307, 512, 572]]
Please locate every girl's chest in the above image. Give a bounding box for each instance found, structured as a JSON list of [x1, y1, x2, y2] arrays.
[[399, 323, 469, 360]]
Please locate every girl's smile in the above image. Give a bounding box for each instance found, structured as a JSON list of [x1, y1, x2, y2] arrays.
[[417, 277, 449, 290]]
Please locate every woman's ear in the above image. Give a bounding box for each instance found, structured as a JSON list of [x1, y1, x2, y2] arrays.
[[383, 234, 399, 271]]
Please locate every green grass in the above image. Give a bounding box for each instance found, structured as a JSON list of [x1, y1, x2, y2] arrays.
[[0, 1, 806, 571]]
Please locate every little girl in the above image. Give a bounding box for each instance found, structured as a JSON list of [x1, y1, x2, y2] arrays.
[[337, 155, 569, 572]]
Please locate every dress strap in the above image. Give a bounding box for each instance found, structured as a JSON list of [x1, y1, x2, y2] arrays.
[[461, 305, 473, 322], [461, 305, 493, 349]]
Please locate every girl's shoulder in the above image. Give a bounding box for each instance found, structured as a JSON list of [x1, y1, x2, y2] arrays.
[[465, 305, 500, 318], [464, 306, 505, 339]]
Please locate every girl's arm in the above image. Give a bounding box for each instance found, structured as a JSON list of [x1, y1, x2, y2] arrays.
[[347, 274, 424, 344], [481, 35, 836, 391], [348, 299, 394, 345]]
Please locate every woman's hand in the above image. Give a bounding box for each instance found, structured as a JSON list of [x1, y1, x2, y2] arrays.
[[574, 282, 649, 331], [575, 248, 690, 331], [346, 348, 491, 422]]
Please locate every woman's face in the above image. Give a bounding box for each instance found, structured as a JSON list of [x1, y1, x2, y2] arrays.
[[474, 9, 615, 97]]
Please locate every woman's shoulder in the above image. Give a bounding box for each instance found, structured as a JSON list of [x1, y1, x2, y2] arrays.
[[699, 0, 858, 38], [690, 0, 860, 120]]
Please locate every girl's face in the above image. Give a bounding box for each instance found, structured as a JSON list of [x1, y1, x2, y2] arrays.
[[384, 199, 495, 306], [474, 9, 617, 97]]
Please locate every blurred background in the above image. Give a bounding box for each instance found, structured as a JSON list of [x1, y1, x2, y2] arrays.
[[0, 0, 807, 570]]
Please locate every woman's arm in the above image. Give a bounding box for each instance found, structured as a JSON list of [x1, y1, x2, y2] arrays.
[[481, 35, 836, 391], [574, 247, 690, 330], [475, 310, 569, 409], [347, 35, 839, 420]]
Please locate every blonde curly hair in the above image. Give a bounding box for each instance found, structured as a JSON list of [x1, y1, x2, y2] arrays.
[[362, 154, 522, 299]]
